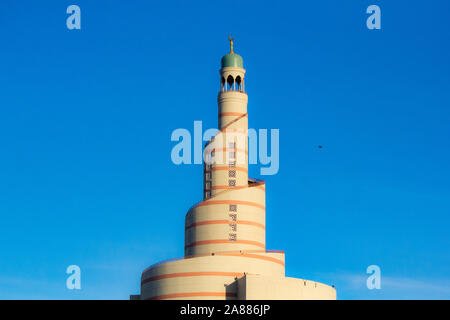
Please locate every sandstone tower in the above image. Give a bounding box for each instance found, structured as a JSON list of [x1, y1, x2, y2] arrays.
[[131, 39, 336, 300]]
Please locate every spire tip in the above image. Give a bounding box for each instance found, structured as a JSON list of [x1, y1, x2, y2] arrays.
[[228, 34, 234, 54]]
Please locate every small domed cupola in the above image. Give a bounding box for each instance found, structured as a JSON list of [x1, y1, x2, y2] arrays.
[[219, 35, 246, 93], [221, 53, 244, 68], [221, 35, 244, 68]]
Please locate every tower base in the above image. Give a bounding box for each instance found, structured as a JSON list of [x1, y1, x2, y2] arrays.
[[133, 251, 336, 300]]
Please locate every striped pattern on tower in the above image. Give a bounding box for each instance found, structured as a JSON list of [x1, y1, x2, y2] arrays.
[[136, 47, 337, 301], [185, 65, 266, 256]]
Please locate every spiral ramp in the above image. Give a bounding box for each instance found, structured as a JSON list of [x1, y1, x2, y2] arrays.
[[134, 48, 336, 300]]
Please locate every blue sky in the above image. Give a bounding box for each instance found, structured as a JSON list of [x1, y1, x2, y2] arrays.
[[0, 0, 449, 299]]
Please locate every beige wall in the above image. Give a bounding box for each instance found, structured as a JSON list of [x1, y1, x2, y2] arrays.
[[140, 251, 285, 300], [134, 62, 337, 301], [185, 184, 266, 256], [238, 275, 336, 300]]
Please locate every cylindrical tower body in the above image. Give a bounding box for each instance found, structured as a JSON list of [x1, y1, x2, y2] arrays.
[[212, 66, 249, 196], [203, 59, 249, 200], [135, 43, 337, 300], [185, 53, 266, 256]]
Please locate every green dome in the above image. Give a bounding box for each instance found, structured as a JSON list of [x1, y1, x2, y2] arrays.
[[221, 53, 244, 68]]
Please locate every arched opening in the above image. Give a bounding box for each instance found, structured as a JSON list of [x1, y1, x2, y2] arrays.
[[235, 76, 242, 91], [221, 77, 225, 92], [227, 75, 234, 91]]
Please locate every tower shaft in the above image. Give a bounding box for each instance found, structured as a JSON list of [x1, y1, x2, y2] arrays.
[[135, 43, 337, 301], [187, 61, 265, 256]]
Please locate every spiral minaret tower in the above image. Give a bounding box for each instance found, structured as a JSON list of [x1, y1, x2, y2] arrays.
[[132, 39, 336, 300]]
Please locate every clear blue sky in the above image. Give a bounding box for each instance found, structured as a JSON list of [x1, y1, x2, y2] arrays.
[[0, 0, 449, 299]]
